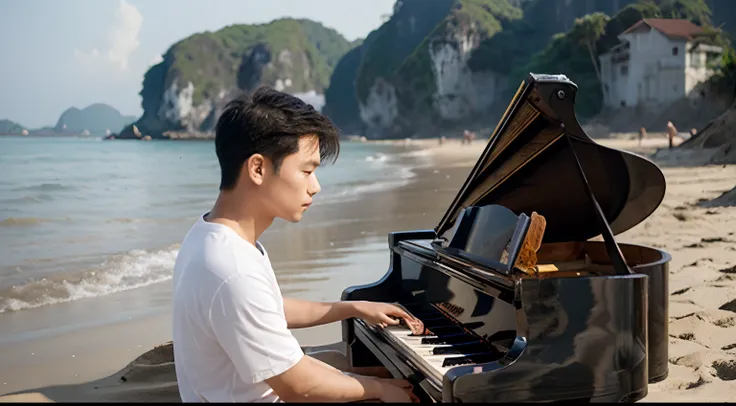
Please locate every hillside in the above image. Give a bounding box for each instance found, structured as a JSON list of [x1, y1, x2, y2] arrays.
[[319, 0, 736, 139], [323, 0, 527, 139], [0, 119, 26, 134], [468, 0, 640, 77], [321, 0, 657, 139], [505, 0, 736, 120], [117, 18, 355, 139], [54, 103, 136, 136]]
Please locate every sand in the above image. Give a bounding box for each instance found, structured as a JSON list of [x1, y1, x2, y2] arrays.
[[2, 135, 736, 402]]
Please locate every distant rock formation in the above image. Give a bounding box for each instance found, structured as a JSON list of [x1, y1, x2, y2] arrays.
[[113, 18, 354, 140], [0, 119, 26, 135], [54, 103, 136, 137]]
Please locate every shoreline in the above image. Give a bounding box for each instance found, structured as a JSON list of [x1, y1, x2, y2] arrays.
[[2, 136, 736, 402], [0, 141, 481, 397]]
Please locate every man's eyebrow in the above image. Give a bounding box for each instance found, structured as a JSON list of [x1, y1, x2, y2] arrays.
[[305, 160, 321, 168]]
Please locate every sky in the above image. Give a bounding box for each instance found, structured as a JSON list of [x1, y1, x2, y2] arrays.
[[0, 0, 395, 129]]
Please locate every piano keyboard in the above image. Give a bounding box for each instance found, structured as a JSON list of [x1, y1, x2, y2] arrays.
[[372, 303, 503, 386]]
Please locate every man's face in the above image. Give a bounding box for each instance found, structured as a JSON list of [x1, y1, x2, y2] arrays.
[[260, 135, 322, 223]]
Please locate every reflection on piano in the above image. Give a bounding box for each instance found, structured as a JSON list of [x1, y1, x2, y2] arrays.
[[341, 73, 672, 403]]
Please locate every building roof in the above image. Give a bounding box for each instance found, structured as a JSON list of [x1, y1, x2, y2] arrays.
[[621, 18, 704, 40]]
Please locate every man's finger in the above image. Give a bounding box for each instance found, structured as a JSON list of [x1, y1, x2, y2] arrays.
[[387, 305, 411, 320], [382, 314, 401, 325]]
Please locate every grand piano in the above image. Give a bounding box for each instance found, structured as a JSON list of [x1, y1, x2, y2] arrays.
[[340, 73, 672, 403]]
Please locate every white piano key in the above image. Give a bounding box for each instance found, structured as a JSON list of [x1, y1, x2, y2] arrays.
[[376, 317, 492, 382]]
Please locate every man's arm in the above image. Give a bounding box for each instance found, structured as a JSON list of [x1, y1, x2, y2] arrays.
[[283, 298, 355, 329], [265, 354, 416, 403], [208, 271, 417, 401], [283, 298, 414, 329]]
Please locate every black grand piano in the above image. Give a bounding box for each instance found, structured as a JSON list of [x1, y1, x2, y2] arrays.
[[341, 73, 672, 403]]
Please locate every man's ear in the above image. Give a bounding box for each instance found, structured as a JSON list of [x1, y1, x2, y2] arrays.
[[245, 154, 266, 185]]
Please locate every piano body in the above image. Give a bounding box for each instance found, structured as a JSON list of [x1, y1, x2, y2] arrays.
[[341, 73, 672, 403]]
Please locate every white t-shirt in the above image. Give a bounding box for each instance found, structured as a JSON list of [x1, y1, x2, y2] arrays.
[[172, 214, 304, 402]]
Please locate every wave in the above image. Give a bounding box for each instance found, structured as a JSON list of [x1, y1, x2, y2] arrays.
[[321, 166, 416, 206], [0, 246, 179, 313], [11, 183, 74, 192], [0, 193, 56, 205], [365, 153, 389, 163]]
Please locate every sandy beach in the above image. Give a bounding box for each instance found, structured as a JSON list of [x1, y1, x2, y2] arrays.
[[2, 134, 735, 402]]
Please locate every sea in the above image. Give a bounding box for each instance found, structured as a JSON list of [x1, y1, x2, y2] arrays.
[[0, 136, 430, 316]]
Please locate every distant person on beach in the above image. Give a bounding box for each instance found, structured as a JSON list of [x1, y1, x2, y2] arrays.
[[462, 129, 476, 145], [171, 87, 419, 403], [639, 127, 647, 146], [666, 121, 678, 149]]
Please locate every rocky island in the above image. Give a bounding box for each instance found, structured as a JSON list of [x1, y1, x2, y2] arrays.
[[111, 18, 355, 140]]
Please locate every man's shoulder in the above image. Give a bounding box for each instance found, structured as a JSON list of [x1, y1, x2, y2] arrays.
[[178, 230, 269, 284]]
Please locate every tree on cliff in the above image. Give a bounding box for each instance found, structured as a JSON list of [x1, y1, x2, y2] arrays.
[[569, 13, 610, 107], [658, 0, 712, 25]]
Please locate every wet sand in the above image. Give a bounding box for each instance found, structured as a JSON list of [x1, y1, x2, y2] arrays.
[[2, 136, 736, 402]]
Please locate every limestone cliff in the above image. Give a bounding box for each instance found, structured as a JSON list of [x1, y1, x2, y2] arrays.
[[349, 0, 523, 138], [117, 18, 354, 139], [321, 0, 639, 138]]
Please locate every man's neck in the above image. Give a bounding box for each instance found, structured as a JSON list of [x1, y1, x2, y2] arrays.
[[205, 192, 273, 246]]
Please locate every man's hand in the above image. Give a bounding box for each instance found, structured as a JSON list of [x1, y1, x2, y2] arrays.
[[378, 379, 420, 403], [351, 301, 415, 328]]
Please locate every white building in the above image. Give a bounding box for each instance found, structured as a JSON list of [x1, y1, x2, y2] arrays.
[[599, 19, 723, 109]]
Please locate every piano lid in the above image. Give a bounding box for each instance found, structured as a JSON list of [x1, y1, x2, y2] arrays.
[[435, 73, 667, 244]]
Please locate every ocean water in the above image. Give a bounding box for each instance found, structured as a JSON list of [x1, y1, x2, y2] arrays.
[[0, 136, 428, 314]]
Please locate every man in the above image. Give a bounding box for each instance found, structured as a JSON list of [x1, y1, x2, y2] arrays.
[[666, 121, 678, 149], [171, 87, 420, 403]]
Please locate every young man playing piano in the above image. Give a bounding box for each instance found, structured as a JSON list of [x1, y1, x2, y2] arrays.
[[171, 87, 420, 403]]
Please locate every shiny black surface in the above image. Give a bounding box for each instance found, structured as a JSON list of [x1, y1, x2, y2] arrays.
[[342, 232, 650, 402], [585, 241, 671, 383], [435, 204, 531, 277], [435, 74, 667, 243]]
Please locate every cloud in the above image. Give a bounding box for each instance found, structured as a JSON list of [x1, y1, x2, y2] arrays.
[[73, 0, 143, 70]]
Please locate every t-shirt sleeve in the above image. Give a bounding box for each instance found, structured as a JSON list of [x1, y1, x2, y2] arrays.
[[209, 271, 304, 384]]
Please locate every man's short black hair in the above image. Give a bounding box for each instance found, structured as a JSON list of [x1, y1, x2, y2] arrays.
[[214, 86, 341, 190]]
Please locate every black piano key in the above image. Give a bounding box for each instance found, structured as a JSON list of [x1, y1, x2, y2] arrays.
[[421, 334, 477, 345], [432, 343, 489, 355], [441, 352, 500, 368]]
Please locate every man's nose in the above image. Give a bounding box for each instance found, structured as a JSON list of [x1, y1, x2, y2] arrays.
[[308, 174, 321, 196]]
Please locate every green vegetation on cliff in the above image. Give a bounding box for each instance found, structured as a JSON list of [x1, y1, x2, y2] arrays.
[[509, 0, 733, 119], [393, 0, 523, 121], [144, 18, 353, 108], [354, 0, 456, 104], [322, 0, 526, 136], [322, 45, 366, 134], [323, 0, 657, 135], [0, 119, 25, 134], [468, 0, 641, 75]]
